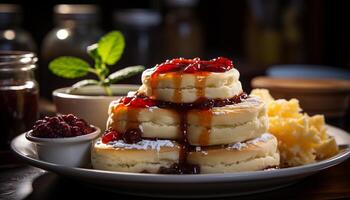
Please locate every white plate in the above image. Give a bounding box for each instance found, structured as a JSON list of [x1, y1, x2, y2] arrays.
[[11, 125, 350, 198]]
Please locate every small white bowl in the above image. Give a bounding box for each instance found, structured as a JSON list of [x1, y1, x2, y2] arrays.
[[25, 126, 101, 167], [53, 84, 140, 131]]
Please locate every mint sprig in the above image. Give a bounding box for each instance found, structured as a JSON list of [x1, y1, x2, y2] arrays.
[[49, 31, 144, 96], [49, 57, 93, 78], [98, 31, 125, 65]]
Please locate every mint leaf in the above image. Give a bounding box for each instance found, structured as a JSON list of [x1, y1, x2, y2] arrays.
[[49, 57, 92, 78], [97, 31, 125, 65], [105, 65, 144, 84]]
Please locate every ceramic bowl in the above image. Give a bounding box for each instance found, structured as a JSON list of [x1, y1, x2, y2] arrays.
[[25, 126, 101, 167], [53, 84, 140, 130]]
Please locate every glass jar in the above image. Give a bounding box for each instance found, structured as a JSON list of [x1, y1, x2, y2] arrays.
[[114, 9, 162, 68], [163, 0, 203, 59], [0, 51, 38, 151], [245, 0, 304, 68], [0, 4, 37, 51], [40, 4, 103, 99]]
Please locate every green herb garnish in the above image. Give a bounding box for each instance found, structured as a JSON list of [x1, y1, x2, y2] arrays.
[[49, 31, 144, 96]]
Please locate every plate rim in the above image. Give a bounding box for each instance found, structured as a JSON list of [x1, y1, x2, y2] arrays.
[[11, 125, 350, 184]]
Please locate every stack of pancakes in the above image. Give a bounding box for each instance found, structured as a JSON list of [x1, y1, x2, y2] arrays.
[[91, 58, 280, 174]]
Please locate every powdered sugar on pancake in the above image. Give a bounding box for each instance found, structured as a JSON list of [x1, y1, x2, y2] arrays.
[[228, 142, 247, 150], [97, 139, 175, 152], [247, 133, 273, 145], [227, 133, 273, 150]]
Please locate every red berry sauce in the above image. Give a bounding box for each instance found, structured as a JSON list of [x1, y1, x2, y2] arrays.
[[117, 93, 247, 110], [153, 57, 233, 74], [102, 128, 142, 144], [118, 95, 156, 108]]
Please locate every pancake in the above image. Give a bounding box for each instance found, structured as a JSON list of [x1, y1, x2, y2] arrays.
[[187, 133, 280, 173], [107, 99, 180, 139], [91, 139, 180, 173], [91, 134, 279, 174], [139, 67, 243, 103], [107, 96, 267, 146]]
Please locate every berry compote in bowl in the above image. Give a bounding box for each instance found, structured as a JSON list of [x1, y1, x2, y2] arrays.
[[25, 114, 100, 167]]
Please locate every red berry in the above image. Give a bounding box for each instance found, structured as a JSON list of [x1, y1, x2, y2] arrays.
[[122, 96, 156, 108], [102, 129, 122, 144], [75, 121, 86, 129], [120, 97, 132, 104]]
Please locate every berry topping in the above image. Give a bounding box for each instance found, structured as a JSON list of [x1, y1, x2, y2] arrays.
[[153, 57, 233, 74], [102, 128, 122, 144], [101, 128, 142, 144], [118, 93, 247, 110], [31, 114, 94, 138], [158, 163, 200, 174], [123, 129, 142, 144], [119, 95, 156, 108]]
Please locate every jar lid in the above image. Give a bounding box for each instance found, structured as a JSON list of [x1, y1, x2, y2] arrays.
[[54, 4, 99, 21], [0, 4, 21, 25], [0, 51, 37, 71], [165, 0, 199, 7], [114, 9, 161, 28]]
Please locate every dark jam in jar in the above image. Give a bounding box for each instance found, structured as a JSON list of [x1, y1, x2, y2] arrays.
[[0, 84, 38, 149], [0, 52, 39, 151]]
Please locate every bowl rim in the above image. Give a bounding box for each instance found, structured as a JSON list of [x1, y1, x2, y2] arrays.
[[52, 84, 140, 100], [25, 126, 101, 144], [251, 76, 350, 92]]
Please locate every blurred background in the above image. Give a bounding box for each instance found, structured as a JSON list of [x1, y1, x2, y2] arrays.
[[0, 0, 349, 93], [0, 0, 349, 117]]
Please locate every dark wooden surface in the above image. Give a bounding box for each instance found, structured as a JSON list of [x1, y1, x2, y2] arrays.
[[0, 158, 350, 200]]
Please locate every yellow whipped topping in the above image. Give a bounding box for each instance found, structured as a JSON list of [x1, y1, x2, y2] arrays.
[[251, 89, 339, 166]]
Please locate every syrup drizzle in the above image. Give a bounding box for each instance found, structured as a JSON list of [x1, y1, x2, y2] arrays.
[[178, 110, 188, 165], [150, 73, 159, 99], [194, 71, 211, 146], [113, 103, 140, 133], [126, 107, 140, 130], [173, 74, 182, 103], [195, 72, 209, 98], [197, 109, 212, 146]]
